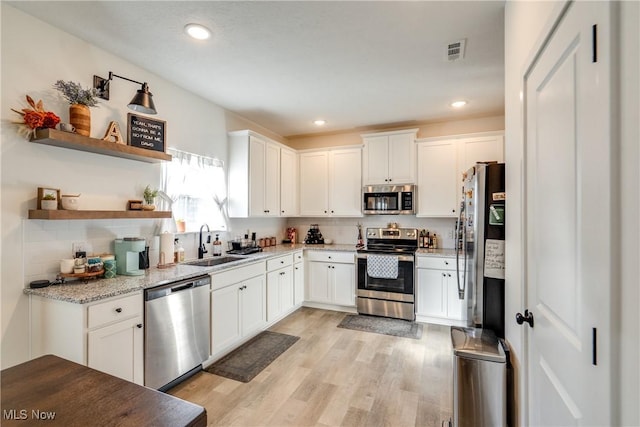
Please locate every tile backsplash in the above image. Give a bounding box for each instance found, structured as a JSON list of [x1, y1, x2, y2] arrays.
[[23, 218, 162, 285], [286, 215, 457, 248], [22, 216, 287, 286], [23, 215, 452, 285]]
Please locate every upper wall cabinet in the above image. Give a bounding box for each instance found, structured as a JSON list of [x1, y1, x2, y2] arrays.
[[416, 140, 459, 217], [361, 128, 418, 185], [416, 132, 504, 217], [280, 147, 299, 217], [228, 130, 281, 218], [457, 134, 505, 175], [299, 147, 362, 217]]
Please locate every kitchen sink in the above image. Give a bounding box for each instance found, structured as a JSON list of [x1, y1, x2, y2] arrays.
[[185, 256, 245, 267]]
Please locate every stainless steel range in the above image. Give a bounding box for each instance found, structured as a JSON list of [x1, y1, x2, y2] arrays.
[[356, 227, 418, 321]]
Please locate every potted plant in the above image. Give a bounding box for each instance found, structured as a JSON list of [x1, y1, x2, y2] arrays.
[[143, 185, 158, 210], [53, 80, 99, 137], [41, 193, 58, 210]]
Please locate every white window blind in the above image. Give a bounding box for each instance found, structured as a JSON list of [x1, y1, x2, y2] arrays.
[[161, 148, 228, 232]]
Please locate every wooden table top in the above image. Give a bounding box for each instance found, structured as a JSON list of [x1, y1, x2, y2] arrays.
[[1, 355, 206, 427]]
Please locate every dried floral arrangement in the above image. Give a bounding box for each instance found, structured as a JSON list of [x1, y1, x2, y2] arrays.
[[11, 95, 60, 138], [53, 80, 99, 107]]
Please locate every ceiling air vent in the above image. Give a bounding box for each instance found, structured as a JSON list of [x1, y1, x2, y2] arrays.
[[447, 39, 466, 61]]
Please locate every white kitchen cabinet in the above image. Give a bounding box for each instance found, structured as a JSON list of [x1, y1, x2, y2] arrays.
[[362, 128, 418, 185], [415, 255, 466, 326], [280, 147, 299, 216], [239, 275, 267, 336], [293, 251, 305, 306], [87, 315, 143, 385], [299, 151, 329, 216], [211, 261, 267, 357], [416, 140, 459, 217], [266, 254, 295, 323], [416, 132, 504, 218], [30, 292, 144, 385], [329, 148, 362, 216], [331, 263, 356, 306], [416, 268, 447, 318], [299, 148, 362, 217], [210, 283, 241, 353], [306, 251, 355, 307], [457, 134, 504, 176], [228, 130, 281, 218]]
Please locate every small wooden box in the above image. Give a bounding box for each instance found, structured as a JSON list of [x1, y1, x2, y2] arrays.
[[128, 200, 143, 210]]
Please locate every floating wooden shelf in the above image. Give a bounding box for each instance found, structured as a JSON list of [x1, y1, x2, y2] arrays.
[[28, 210, 172, 220], [31, 128, 172, 163]]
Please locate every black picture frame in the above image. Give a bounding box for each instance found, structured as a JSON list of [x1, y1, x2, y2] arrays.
[[127, 113, 166, 152]]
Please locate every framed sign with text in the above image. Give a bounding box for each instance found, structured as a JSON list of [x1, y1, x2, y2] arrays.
[[127, 113, 166, 152]]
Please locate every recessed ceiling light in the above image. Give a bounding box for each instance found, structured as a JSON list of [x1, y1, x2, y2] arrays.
[[451, 100, 467, 108], [313, 119, 327, 126], [184, 23, 211, 40]]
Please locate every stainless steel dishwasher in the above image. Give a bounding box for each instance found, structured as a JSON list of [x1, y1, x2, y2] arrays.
[[145, 274, 210, 391]]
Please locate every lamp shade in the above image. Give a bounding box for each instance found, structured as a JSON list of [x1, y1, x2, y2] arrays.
[[128, 83, 157, 114]]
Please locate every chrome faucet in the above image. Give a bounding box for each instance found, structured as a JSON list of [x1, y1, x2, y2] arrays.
[[198, 224, 210, 259]]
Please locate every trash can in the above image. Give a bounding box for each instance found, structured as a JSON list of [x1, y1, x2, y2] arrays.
[[451, 327, 507, 427]]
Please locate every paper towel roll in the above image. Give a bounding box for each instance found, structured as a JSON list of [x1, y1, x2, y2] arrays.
[[159, 232, 175, 266]]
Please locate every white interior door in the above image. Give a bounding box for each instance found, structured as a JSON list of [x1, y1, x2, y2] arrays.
[[524, 1, 611, 425]]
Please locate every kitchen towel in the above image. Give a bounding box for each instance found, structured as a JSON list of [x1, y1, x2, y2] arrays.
[[367, 255, 399, 279], [159, 232, 174, 266]]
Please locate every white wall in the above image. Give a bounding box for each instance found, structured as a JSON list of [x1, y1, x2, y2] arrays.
[[0, 5, 285, 369], [505, 1, 640, 426]]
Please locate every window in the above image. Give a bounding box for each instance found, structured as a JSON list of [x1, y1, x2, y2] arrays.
[[161, 148, 228, 232]]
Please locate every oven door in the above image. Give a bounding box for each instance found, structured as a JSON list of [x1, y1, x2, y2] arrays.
[[356, 253, 414, 302]]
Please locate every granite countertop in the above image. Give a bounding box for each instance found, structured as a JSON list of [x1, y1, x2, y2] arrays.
[[24, 244, 358, 304], [416, 248, 458, 257]]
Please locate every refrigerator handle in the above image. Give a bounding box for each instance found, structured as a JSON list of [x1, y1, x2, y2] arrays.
[[456, 200, 466, 299]]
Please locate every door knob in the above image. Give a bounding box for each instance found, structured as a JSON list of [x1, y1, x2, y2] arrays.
[[516, 310, 534, 328]]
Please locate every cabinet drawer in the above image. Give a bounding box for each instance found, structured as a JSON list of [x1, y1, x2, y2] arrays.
[[416, 256, 459, 270], [267, 254, 293, 271], [87, 293, 142, 329], [212, 261, 265, 290], [293, 251, 304, 263], [305, 251, 354, 264]]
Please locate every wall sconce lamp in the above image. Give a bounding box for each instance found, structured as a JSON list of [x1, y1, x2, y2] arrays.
[[93, 72, 157, 115]]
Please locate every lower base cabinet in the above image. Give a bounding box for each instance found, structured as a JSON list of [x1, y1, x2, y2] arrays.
[[266, 254, 295, 323], [293, 251, 304, 305], [210, 261, 267, 357], [30, 292, 144, 385], [306, 251, 355, 307], [87, 316, 143, 385], [416, 256, 467, 326]]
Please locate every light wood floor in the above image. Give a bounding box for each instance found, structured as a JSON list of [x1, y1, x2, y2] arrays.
[[169, 308, 453, 427]]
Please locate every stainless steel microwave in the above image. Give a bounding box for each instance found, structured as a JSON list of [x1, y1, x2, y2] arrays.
[[363, 184, 415, 215]]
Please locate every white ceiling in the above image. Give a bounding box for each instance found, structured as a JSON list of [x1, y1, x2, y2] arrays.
[[8, 1, 505, 138]]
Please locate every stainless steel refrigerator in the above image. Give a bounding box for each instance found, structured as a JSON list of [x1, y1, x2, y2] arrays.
[[456, 162, 506, 338]]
